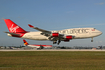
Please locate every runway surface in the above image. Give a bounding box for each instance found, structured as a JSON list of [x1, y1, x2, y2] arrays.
[[0, 49, 105, 51]]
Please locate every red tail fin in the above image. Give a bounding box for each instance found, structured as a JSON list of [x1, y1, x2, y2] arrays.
[[4, 19, 27, 33], [23, 39, 29, 46]]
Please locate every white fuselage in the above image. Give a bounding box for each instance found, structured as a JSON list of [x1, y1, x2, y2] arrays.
[[21, 28, 102, 40], [27, 45, 41, 48]]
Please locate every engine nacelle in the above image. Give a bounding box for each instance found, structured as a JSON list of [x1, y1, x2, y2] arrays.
[[63, 35, 72, 42], [51, 33, 59, 37], [65, 35, 72, 40]]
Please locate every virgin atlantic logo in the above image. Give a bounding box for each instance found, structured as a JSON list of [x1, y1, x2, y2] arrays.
[[9, 24, 19, 33]]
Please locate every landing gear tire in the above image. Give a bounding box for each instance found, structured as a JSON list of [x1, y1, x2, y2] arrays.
[[53, 41, 57, 44], [57, 40, 61, 45], [91, 38, 93, 42]]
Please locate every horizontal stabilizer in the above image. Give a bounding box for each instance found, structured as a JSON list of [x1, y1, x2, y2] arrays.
[[4, 32, 21, 36]]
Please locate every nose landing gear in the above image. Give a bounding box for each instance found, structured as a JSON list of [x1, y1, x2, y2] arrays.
[[91, 38, 93, 42]]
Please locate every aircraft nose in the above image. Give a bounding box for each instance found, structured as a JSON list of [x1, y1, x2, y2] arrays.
[[99, 31, 102, 35], [97, 30, 102, 36], [95, 29, 102, 36]]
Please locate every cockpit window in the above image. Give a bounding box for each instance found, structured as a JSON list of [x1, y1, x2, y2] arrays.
[[92, 28, 95, 31]]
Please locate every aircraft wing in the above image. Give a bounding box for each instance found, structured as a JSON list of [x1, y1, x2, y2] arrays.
[[28, 24, 74, 45], [28, 24, 64, 37], [28, 24, 51, 33], [4, 32, 21, 36]]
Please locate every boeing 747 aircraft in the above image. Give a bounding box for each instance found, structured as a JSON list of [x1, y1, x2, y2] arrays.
[[4, 19, 102, 45]]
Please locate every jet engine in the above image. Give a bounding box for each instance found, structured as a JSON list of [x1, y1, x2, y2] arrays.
[[65, 35, 72, 40], [64, 35, 72, 42], [51, 33, 59, 37]]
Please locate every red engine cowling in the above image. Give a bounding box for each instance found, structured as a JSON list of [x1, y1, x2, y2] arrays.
[[52, 33, 59, 37], [66, 35, 72, 40], [64, 35, 72, 42]]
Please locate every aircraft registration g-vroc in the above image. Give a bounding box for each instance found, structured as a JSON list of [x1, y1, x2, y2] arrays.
[[23, 39, 52, 49], [4, 19, 102, 45]]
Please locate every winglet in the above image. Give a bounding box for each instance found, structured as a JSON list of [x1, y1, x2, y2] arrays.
[[28, 24, 34, 28]]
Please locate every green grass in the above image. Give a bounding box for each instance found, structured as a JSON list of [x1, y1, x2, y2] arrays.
[[0, 51, 105, 70]]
